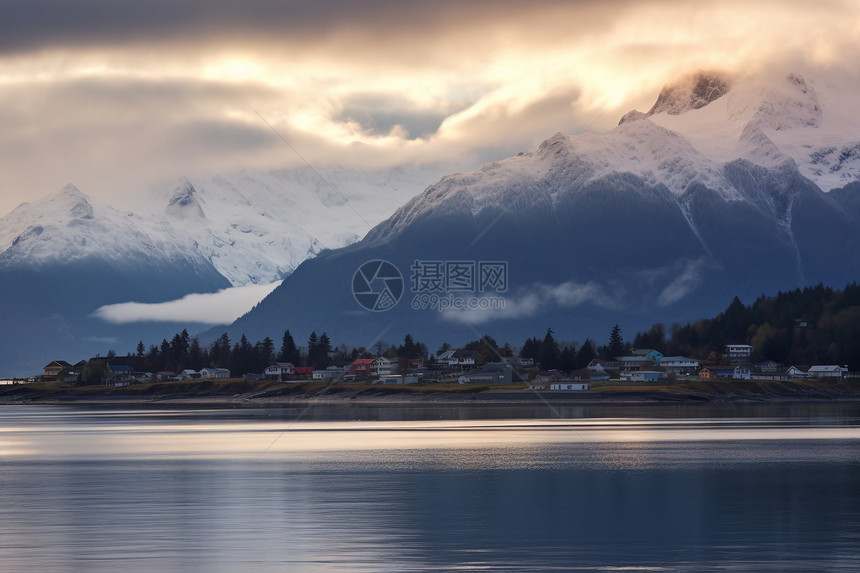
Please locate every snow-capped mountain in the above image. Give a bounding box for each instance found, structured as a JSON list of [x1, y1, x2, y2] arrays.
[[0, 167, 443, 376], [154, 167, 432, 286], [0, 184, 218, 274], [218, 71, 860, 350], [0, 186, 233, 377]]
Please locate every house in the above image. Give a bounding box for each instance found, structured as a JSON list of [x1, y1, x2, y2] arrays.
[[436, 349, 457, 362], [105, 365, 135, 384], [264, 362, 295, 381], [293, 366, 315, 378], [698, 367, 714, 380], [631, 349, 663, 363], [43, 360, 73, 379], [733, 365, 752, 380], [350, 358, 375, 376], [588, 358, 619, 371], [549, 381, 590, 391], [517, 357, 535, 367], [199, 367, 231, 379], [806, 365, 847, 379], [620, 370, 663, 383], [755, 360, 779, 373], [660, 356, 700, 374], [786, 366, 807, 378], [750, 369, 790, 381], [179, 369, 200, 380], [726, 344, 754, 364], [450, 349, 479, 367], [533, 370, 572, 384], [312, 367, 345, 380], [156, 371, 177, 381], [372, 357, 396, 376], [580, 363, 610, 381], [380, 374, 420, 385], [711, 367, 736, 379], [459, 362, 513, 385], [616, 356, 656, 370]]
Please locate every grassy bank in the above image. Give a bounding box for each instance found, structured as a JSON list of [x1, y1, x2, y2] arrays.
[[1, 377, 860, 406]]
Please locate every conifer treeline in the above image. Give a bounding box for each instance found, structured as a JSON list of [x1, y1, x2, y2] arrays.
[[118, 329, 337, 375], [633, 282, 860, 369], [109, 282, 860, 375]]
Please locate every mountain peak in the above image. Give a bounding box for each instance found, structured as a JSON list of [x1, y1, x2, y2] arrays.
[[620, 70, 732, 125], [166, 178, 205, 220], [56, 183, 94, 219]]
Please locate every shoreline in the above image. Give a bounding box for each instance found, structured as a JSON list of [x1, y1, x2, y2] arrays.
[[2, 378, 860, 408]]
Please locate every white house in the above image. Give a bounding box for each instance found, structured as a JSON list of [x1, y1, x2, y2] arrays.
[[312, 370, 339, 380], [726, 344, 754, 364], [200, 367, 231, 379], [660, 356, 700, 373], [620, 370, 662, 383], [733, 365, 751, 380], [372, 357, 396, 376], [264, 362, 295, 381], [449, 349, 478, 367], [312, 366, 346, 381], [436, 349, 456, 361], [380, 374, 420, 385], [549, 382, 590, 391], [806, 365, 847, 378], [786, 366, 807, 378]]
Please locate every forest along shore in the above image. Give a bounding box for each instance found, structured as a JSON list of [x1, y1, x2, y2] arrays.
[[1, 378, 860, 406]]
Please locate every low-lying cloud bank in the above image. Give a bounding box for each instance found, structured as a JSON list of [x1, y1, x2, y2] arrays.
[[93, 281, 281, 325]]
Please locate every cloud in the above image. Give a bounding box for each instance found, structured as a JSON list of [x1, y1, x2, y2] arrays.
[[1, 0, 859, 216], [442, 281, 618, 325], [92, 281, 281, 325], [657, 259, 708, 307]]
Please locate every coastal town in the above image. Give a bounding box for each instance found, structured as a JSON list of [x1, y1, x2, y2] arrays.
[[7, 283, 860, 397], [28, 341, 858, 392]]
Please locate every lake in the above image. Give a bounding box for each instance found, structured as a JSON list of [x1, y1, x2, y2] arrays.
[[1, 403, 860, 572]]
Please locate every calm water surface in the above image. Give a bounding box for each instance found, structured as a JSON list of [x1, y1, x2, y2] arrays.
[[1, 404, 860, 572]]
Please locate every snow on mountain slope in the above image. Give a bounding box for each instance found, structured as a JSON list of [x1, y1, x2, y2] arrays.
[[644, 72, 860, 191], [154, 166, 445, 286], [220, 69, 860, 353], [388, 70, 859, 234], [0, 184, 213, 272]]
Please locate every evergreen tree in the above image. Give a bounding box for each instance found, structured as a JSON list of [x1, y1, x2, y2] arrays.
[[538, 328, 560, 370], [307, 331, 319, 368], [188, 338, 203, 371], [608, 324, 624, 359], [279, 330, 300, 365], [399, 334, 420, 359], [559, 344, 577, 372], [575, 338, 597, 369], [260, 337, 275, 369], [312, 332, 332, 368]]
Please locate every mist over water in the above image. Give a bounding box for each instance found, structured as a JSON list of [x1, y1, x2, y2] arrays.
[[2, 405, 860, 572]]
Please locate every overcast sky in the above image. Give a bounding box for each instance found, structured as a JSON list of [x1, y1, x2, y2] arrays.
[[2, 0, 859, 216]]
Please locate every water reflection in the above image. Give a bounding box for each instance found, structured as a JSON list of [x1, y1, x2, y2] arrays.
[[1, 406, 859, 572]]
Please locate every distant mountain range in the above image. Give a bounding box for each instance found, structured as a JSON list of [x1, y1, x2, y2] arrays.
[[4, 70, 860, 377], [214, 71, 860, 352], [0, 167, 440, 376]]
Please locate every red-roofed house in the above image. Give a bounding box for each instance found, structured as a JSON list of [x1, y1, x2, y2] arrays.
[[350, 359, 375, 375]]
